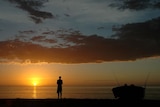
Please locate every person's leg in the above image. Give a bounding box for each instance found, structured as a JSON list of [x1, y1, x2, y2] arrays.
[[60, 92, 62, 99], [58, 92, 59, 99]]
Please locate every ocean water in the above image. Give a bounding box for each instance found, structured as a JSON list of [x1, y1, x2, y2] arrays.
[[0, 86, 160, 100]]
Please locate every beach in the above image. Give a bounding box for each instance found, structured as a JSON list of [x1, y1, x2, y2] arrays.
[[1, 86, 160, 107], [0, 98, 160, 107]]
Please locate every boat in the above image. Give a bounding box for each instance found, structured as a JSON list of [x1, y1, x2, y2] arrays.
[[112, 72, 150, 100], [112, 84, 145, 100]]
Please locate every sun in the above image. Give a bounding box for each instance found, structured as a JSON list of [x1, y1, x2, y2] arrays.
[[33, 81, 38, 86], [31, 77, 40, 86]]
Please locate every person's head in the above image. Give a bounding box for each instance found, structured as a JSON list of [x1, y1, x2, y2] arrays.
[[59, 76, 61, 79]]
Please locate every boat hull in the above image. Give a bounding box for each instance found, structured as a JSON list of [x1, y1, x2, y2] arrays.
[[112, 85, 145, 100]]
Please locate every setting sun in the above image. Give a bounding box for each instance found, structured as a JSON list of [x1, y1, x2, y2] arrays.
[[31, 77, 40, 86], [33, 81, 38, 86]]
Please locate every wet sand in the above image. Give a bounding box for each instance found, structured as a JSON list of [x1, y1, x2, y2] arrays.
[[0, 98, 160, 107]]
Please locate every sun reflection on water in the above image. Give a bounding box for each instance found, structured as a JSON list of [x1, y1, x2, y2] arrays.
[[33, 86, 37, 99]]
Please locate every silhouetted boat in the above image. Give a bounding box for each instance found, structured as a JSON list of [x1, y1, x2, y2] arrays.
[[112, 84, 145, 100]]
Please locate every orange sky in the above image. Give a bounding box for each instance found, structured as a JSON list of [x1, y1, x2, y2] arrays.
[[0, 57, 160, 87]]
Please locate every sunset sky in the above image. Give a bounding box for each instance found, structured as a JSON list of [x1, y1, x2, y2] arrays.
[[0, 0, 160, 87]]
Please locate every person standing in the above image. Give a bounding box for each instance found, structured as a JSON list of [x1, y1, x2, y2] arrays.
[[57, 76, 63, 99]]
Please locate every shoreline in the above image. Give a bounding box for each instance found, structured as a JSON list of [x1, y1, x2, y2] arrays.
[[0, 98, 160, 107]]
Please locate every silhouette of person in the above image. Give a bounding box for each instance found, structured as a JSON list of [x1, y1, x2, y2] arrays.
[[57, 76, 63, 99]]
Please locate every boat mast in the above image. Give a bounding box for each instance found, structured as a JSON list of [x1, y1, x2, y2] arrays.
[[144, 71, 150, 88], [113, 71, 120, 86]]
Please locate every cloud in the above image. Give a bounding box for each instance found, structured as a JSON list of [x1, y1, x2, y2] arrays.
[[31, 36, 57, 43], [7, 0, 54, 24], [109, 0, 160, 11], [1, 0, 160, 63], [0, 17, 160, 64]]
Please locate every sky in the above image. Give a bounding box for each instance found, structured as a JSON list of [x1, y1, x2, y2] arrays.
[[0, 0, 160, 87]]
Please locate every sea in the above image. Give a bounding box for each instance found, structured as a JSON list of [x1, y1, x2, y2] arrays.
[[0, 86, 160, 100]]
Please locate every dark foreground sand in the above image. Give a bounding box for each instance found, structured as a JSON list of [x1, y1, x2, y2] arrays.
[[0, 99, 160, 107]]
